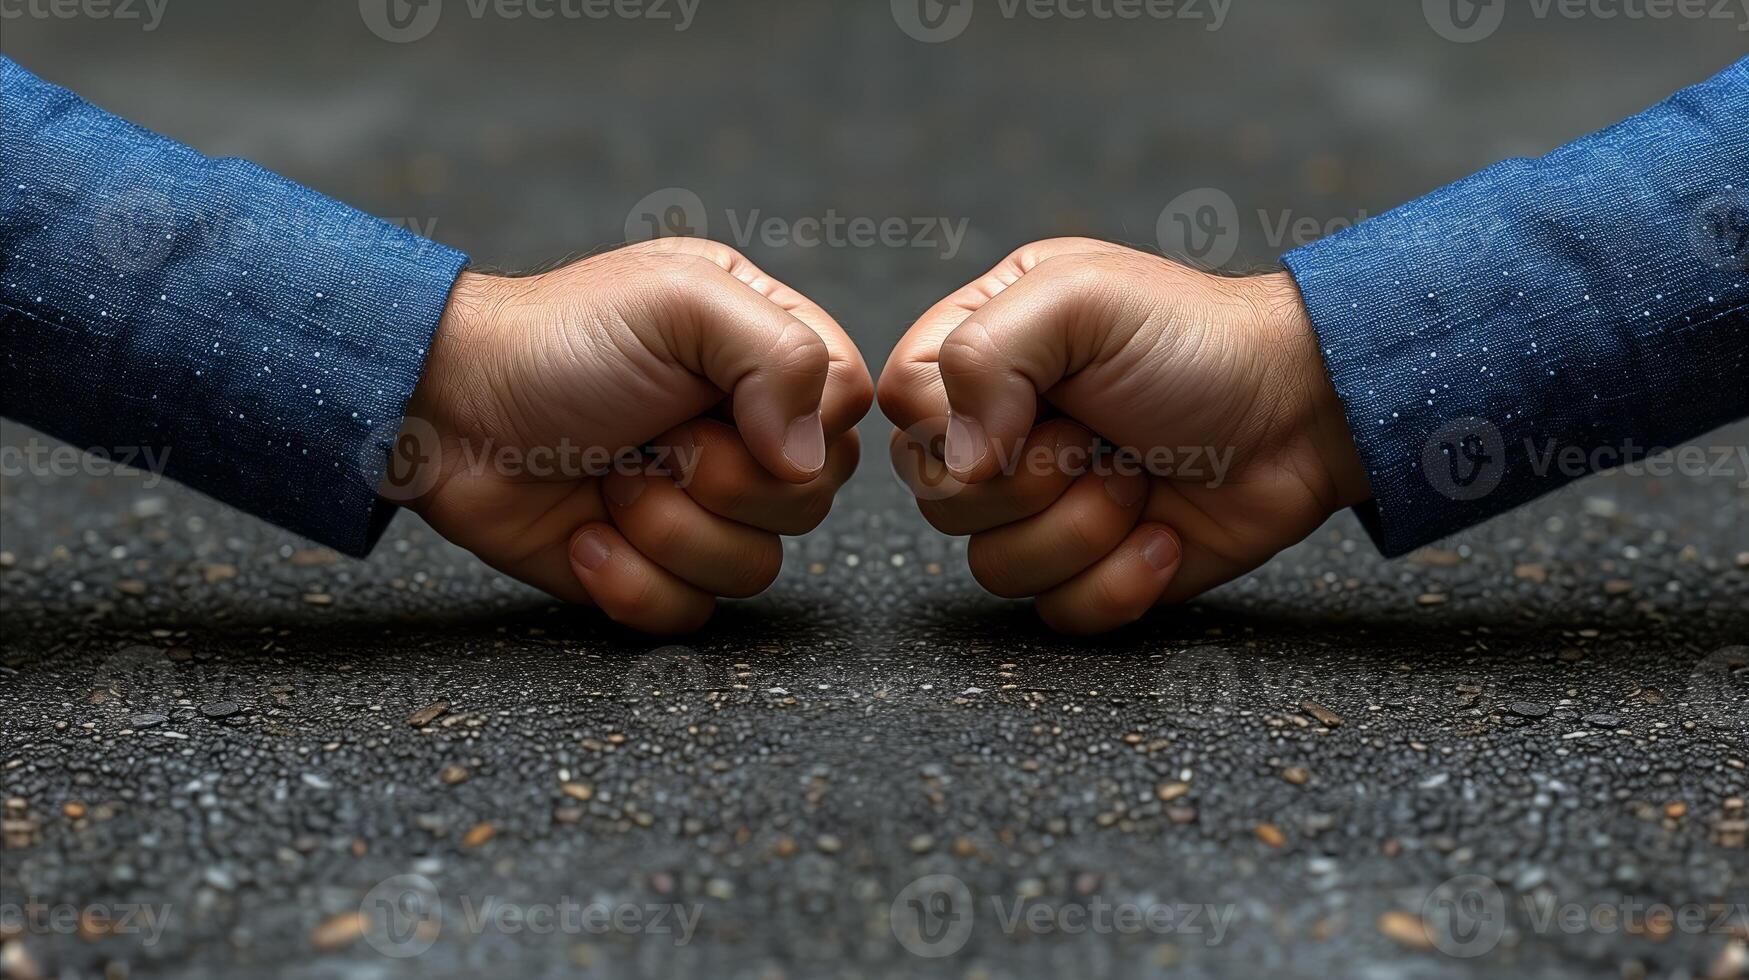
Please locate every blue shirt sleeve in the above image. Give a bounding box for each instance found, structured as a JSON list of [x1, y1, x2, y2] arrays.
[[1283, 56, 1749, 557], [0, 56, 468, 557]]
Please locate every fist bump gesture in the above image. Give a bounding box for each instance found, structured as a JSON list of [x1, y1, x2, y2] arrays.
[[396, 235, 1378, 637], [393, 239, 871, 634], [880, 239, 1371, 635]]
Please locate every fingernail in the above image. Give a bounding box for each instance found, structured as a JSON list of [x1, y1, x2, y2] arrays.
[[572, 530, 610, 571], [782, 413, 826, 474], [944, 412, 988, 476], [1104, 472, 1145, 508], [1141, 530, 1180, 570], [605, 475, 646, 508]]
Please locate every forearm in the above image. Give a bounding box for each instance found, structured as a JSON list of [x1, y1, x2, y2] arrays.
[[0, 56, 467, 556], [1284, 55, 1749, 556]]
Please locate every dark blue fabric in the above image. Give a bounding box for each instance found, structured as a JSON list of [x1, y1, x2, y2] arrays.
[[1285, 56, 1749, 558], [1, 57, 468, 557]]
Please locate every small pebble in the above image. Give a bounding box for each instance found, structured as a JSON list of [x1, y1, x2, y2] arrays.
[[1377, 911, 1432, 950], [406, 702, 449, 727], [309, 913, 366, 951], [1509, 702, 1551, 719]]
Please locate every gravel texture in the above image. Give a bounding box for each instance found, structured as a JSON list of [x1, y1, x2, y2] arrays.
[[3, 4, 1746, 978]]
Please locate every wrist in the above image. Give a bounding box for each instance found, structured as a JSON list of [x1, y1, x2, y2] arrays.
[[386, 270, 508, 513], [1246, 271, 1372, 512]]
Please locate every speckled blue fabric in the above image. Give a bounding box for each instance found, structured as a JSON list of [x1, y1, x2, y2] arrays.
[[1285, 56, 1749, 558], [1, 57, 468, 557]]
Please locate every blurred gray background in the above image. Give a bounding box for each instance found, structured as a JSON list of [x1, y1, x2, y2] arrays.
[[2, 4, 1745, 980]]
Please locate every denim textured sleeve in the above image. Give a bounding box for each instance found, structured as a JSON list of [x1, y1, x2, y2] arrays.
[[1284, 56, 1749, 557], [0, 56, 469, 556]]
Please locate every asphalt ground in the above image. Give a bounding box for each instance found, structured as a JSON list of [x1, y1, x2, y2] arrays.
[[3, 3, 1747, 978]]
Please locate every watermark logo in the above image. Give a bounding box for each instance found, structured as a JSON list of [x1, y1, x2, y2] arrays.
[[1422, 417, 1505, 502], [1692, 189, 1749, 273], [360, 0, 444, 42], [890, 875, 975, 957], [892, 0, 975, 42], [89, 160, 181, 275], [361, 874, 443, 958], [362, 0, 699, 42], [366, 418, 704, 506], [893, 0, 1229, 41], [621, 644, 727, 700], [1426, 0, 1749, 41], [1421, 874, 1507, 957], [1157, 188, 1240, 269], [888, 876, 1239, 959], [625, 187, 710, 243], [89, 169, 438, 278], [0, 440, 171, 487], [890, 419, 967, 502], [0, 0, 168, 30], [352, 877, 703, 955], [91, 644, 183, 712], [1685, 645, 1748, 734], [1423, 0, 1506, 41], [1, 901, 173, 947], [624, 189, 970, 258], [372, 416, 444, 504]]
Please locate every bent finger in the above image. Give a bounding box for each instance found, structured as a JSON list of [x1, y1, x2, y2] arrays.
[[892, 418, 1096, 536], [655, 419, 858, 535], [966, 467, 1147, 598], [633, 238, 872, 437], [1033, 523, 1183, 635], [603, 470, 784, 598], [568, 523, 716, 634]]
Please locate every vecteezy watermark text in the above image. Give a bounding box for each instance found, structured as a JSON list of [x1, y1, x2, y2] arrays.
[[1423, 420, 1749, 501], [1420, 874, 1748, 959], [358, 875, 701, 958], [889, 875, 1236, 958], [1423, 0, 1749, 43], [0, 440, 170, 487], [624, 188, 970, 259], [1, 901, 174, 947], [374, 417, 705, 503], [892, 421, 1235, 501], [891, 0, 1231, 43], [359, 0, 699, 43], [0, 0, 167, 30]]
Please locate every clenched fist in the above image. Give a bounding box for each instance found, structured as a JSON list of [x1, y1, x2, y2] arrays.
[[880, 238, 1369, 634], [388, 238, 872, 634]]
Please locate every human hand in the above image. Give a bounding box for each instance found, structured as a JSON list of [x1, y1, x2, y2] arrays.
[[389, 238, 871, 634], [879, 238, 1369, 634]]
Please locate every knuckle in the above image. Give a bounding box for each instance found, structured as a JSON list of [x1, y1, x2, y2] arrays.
[[779, 329, 832, 378], [1035, 252, 1109, 291], [727, 540, 783, 597], [937, 325, 996, 381], [967, 539, 1026, 598], [789, 488, 836, 533], [1061, 498, 1113, 556], [1089, 573, 1141, 621]]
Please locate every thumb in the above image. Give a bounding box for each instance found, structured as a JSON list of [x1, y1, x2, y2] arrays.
[[937, 256, 1099, 482], [667, 261, 832, 483]]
